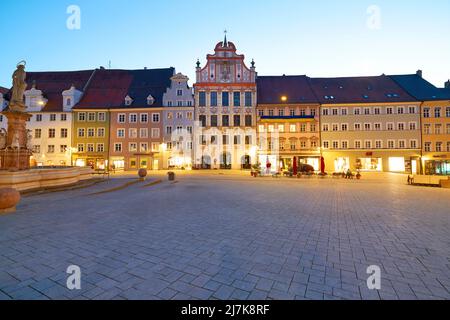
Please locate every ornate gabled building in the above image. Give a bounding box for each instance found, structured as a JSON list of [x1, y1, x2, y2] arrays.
[[194, 36, 258, 169], [162, 72, 195, 169]]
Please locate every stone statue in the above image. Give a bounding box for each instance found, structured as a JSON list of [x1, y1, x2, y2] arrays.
[[10, 61, 27, 110], [0, 128, 7, 149], [11, 133, 20, 149]]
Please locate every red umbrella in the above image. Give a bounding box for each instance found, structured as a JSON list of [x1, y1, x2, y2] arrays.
[[293, 157, 298, 176], [320, 156, 325, 174]]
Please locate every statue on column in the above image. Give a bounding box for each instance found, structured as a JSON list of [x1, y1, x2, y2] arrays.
[[10, 61, 27, 112]]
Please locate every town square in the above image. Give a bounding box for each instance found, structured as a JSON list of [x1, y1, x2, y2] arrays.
[[1, 171, 449, 300], [0, 0, 449, 304]]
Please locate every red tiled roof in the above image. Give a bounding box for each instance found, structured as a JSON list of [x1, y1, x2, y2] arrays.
[[76, 68, 175, 109], [24, 70, 95, 111], [257, 75, 318, 104], [307, 75, 417, 104], [0, 86, 9, 95]]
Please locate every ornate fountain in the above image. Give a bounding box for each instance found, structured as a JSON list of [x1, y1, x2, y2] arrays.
[[0, 61, 32, 171]]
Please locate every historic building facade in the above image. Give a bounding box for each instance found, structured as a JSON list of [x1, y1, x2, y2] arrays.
[[256, 76, 321, 172], [392, 73, 450, 175], [194, 37, 258, 169], [309, 76, 422, 174], [10, 71, 93, 167], [162, 73, 195, 169]]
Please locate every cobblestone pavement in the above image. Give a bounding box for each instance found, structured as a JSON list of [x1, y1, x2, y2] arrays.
[[1, 173, 449, 300]]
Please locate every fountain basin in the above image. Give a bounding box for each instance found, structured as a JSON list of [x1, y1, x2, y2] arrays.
[[0, 167, 94, 192]]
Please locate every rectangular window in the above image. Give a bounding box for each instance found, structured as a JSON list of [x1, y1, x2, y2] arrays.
[[399, 140, 406, 149], [222, 92, 229, 107], [446, 107, 450, 118], [374, 107, 381, 115], [332, 124, 339, 132], [129, 114, 138, 123], [258, 109, 264, 117], [423, 108, 430, 118], [98, 112, 106, 122], [114, 143, 122, 152], [323, 141, 330, 149], [77, 113, 85, 122], [424, 142, 431, 152], [35, 129, 42, 139], [210, 92, 218, 106], [87, 128, 95, 137], [48, 129, 56, 138], [87, 143, 94, 152], [140, 113, 148, 123], [300, 124, 307, 132], [245, 92, 252, 107], [355, 140, 361, 149], [97, 144, 104, 153], [152, 143, 159, 152], [258, 125, 265, 133], [77, 144, 84, 153], [268, 125, 275, 133], [365, 140, 372, 149], [398, 123, 405, 131], [290, 109, 295, 117], [435, 107, 441, 118], [48, 145, 55, 153], [140, 143, 148, 152], [152, 113, 160, 123], [354, 123, 361, 131], [129, 143, 138, 152], [234, 135, 241, 145], [140, 128, 148, 138], [97, 128, 105, 137], [322, 123, 329, 132], [61, 114, 67, 121], [341, 141, 348, 149], [223, 135, 229, 145], [409, 122, 416, 131], [409, 106, 416, 114], [269, 109, 274, 116], [374, 123, 382, 131], [50, 114, 56, 121], [245, 115, 252, 127], [60, 145, 67, 153], [410, 140, 417, 149], [397, 107, 404, 114], [278, 109, 284, 116], [332, 141, 339, 149], [290, 124, 296, 133], [364, 108, 371, 115], [388, 140, 395, 149], [187, 126, 193, 134], [166, 126, 173, 135], [332, 108, 338, 116], [187, 112, 193, 120], [245, 135, 252, 145], [233, 92, 241, 107], [118, 114, 126, 123], [322, 108, 329, 116], [387, 123, 394, 131], [300, 109, 306, 116], [88, 112, 96, 122], [233, 115, 241, 127], [129, 128, 138, 139], [117, 129, 125, 138], [60, 128, 68, 138], [32, 145, 40, 153], [78, 128, 85, 137], [177, 89, 183, 96], [354, 108, 361, 115], [375, 140, 382, 149], [447, 124, 450, 134], [364, 123, 371, 131], [435, 124, 442, 135], [341, 124, 348, 131], [222, 115, 229, 127], [199, 92, 206, 107], [199, 115, 206, 127], [387, 107, 393, 115], [210, 115, 218, 127], [151, 128, 160, 138]]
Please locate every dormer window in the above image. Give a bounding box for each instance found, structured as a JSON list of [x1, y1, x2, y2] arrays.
[[66, 98, 72, 107], [125, 95, 133, 106], [147, 95, 155, 105]]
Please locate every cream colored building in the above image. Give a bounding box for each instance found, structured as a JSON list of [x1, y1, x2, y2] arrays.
[[310, 76, 422, 173]]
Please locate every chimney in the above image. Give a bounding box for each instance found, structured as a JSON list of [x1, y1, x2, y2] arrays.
[[445, 80, 450, 89], [416, 70, 422, 78]]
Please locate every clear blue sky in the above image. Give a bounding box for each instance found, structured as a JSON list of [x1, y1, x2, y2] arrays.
[[1, 0, 449, 88]]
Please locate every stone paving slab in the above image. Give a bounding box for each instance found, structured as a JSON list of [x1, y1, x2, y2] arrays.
[[0, 173, 449, 300]]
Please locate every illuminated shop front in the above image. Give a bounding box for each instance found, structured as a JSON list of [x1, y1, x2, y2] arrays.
[[425, 159, 450, 176], [388, 157, 406, 172], [258, 155, 279, 174], [334, 157, 350, 172], [356, 157, 383, 172]]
